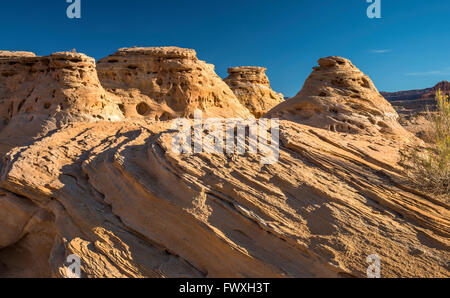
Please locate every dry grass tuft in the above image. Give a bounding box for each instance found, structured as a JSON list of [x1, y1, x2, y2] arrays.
[[400, 89, 449, 200]]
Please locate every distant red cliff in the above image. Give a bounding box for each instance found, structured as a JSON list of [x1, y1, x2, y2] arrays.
[[382, 81, 450, 101]]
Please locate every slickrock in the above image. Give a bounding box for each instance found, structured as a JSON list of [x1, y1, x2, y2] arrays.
[[267, 56, 407, 137], [0, 51, 448, 278], [0, 117, 448, 277], [224, 66, 284, 118], [0, 51, 123, 154], [0, 189, 56, 277], [97, 47, 253, 120]]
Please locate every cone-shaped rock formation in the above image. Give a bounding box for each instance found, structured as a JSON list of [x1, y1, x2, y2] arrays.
[[266, 56, 406, 137], [224, 66, 283, 118]]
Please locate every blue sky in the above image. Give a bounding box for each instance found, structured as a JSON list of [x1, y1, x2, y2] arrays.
[[1, 0, 449, 96]]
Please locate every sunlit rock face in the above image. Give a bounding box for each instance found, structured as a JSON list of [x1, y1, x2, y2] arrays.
[[0, 50, 448, 278], [267, 56, 407, 137], [97, 47, 253, 120], [224, 66, 284, 118], [0, 51, 123, 155]]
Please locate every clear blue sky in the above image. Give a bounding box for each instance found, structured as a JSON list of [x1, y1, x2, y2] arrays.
[[1, 0, 449, 96]]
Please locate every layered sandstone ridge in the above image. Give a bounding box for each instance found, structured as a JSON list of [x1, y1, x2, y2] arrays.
[[0, 51, 123, 154], [267, 56, 406, 137], [224, 66, 284, 117], [0, 51, 448, 278], [0, 120, 448, 277], [97, 47, 252, 120], [382, 80, 450, 102], [0, 47, 254, 155]]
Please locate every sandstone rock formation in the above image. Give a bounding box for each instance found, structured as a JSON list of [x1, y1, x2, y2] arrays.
[[0, 119, 448, 278], [224, 66, 283, 117], [0, 189, 55, 277], [0, 51, 448, 278], [97, 47, 252, 120], [0, 51, 36, 58], [0, 51, 123, 155], [0, 47, 254, 157], [267, 56, 407, 137]]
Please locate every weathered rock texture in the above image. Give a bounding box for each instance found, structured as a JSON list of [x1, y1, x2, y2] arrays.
[[0, 52, 448, 278], [0, 51, 123, 155], [0, 51, 36, 58], [224, 66, 283, 117], [97, 47, 252, 120], [0, 119, 448, 278], [267, 57, 406, 137], [0, 48, 253, 156], [0, 189, 55, 277]]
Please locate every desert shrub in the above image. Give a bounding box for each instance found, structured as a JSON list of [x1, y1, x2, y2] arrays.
[[400, 89, 449, 197], [413, 111, 437, 144]]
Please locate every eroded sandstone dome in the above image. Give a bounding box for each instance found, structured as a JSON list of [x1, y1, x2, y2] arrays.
[[224, 66, 284, 118], [97, 47, 253, 120], [266, 56, 407, 137], [0, 50, 448, 278], [0, 51, 123, 155]]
